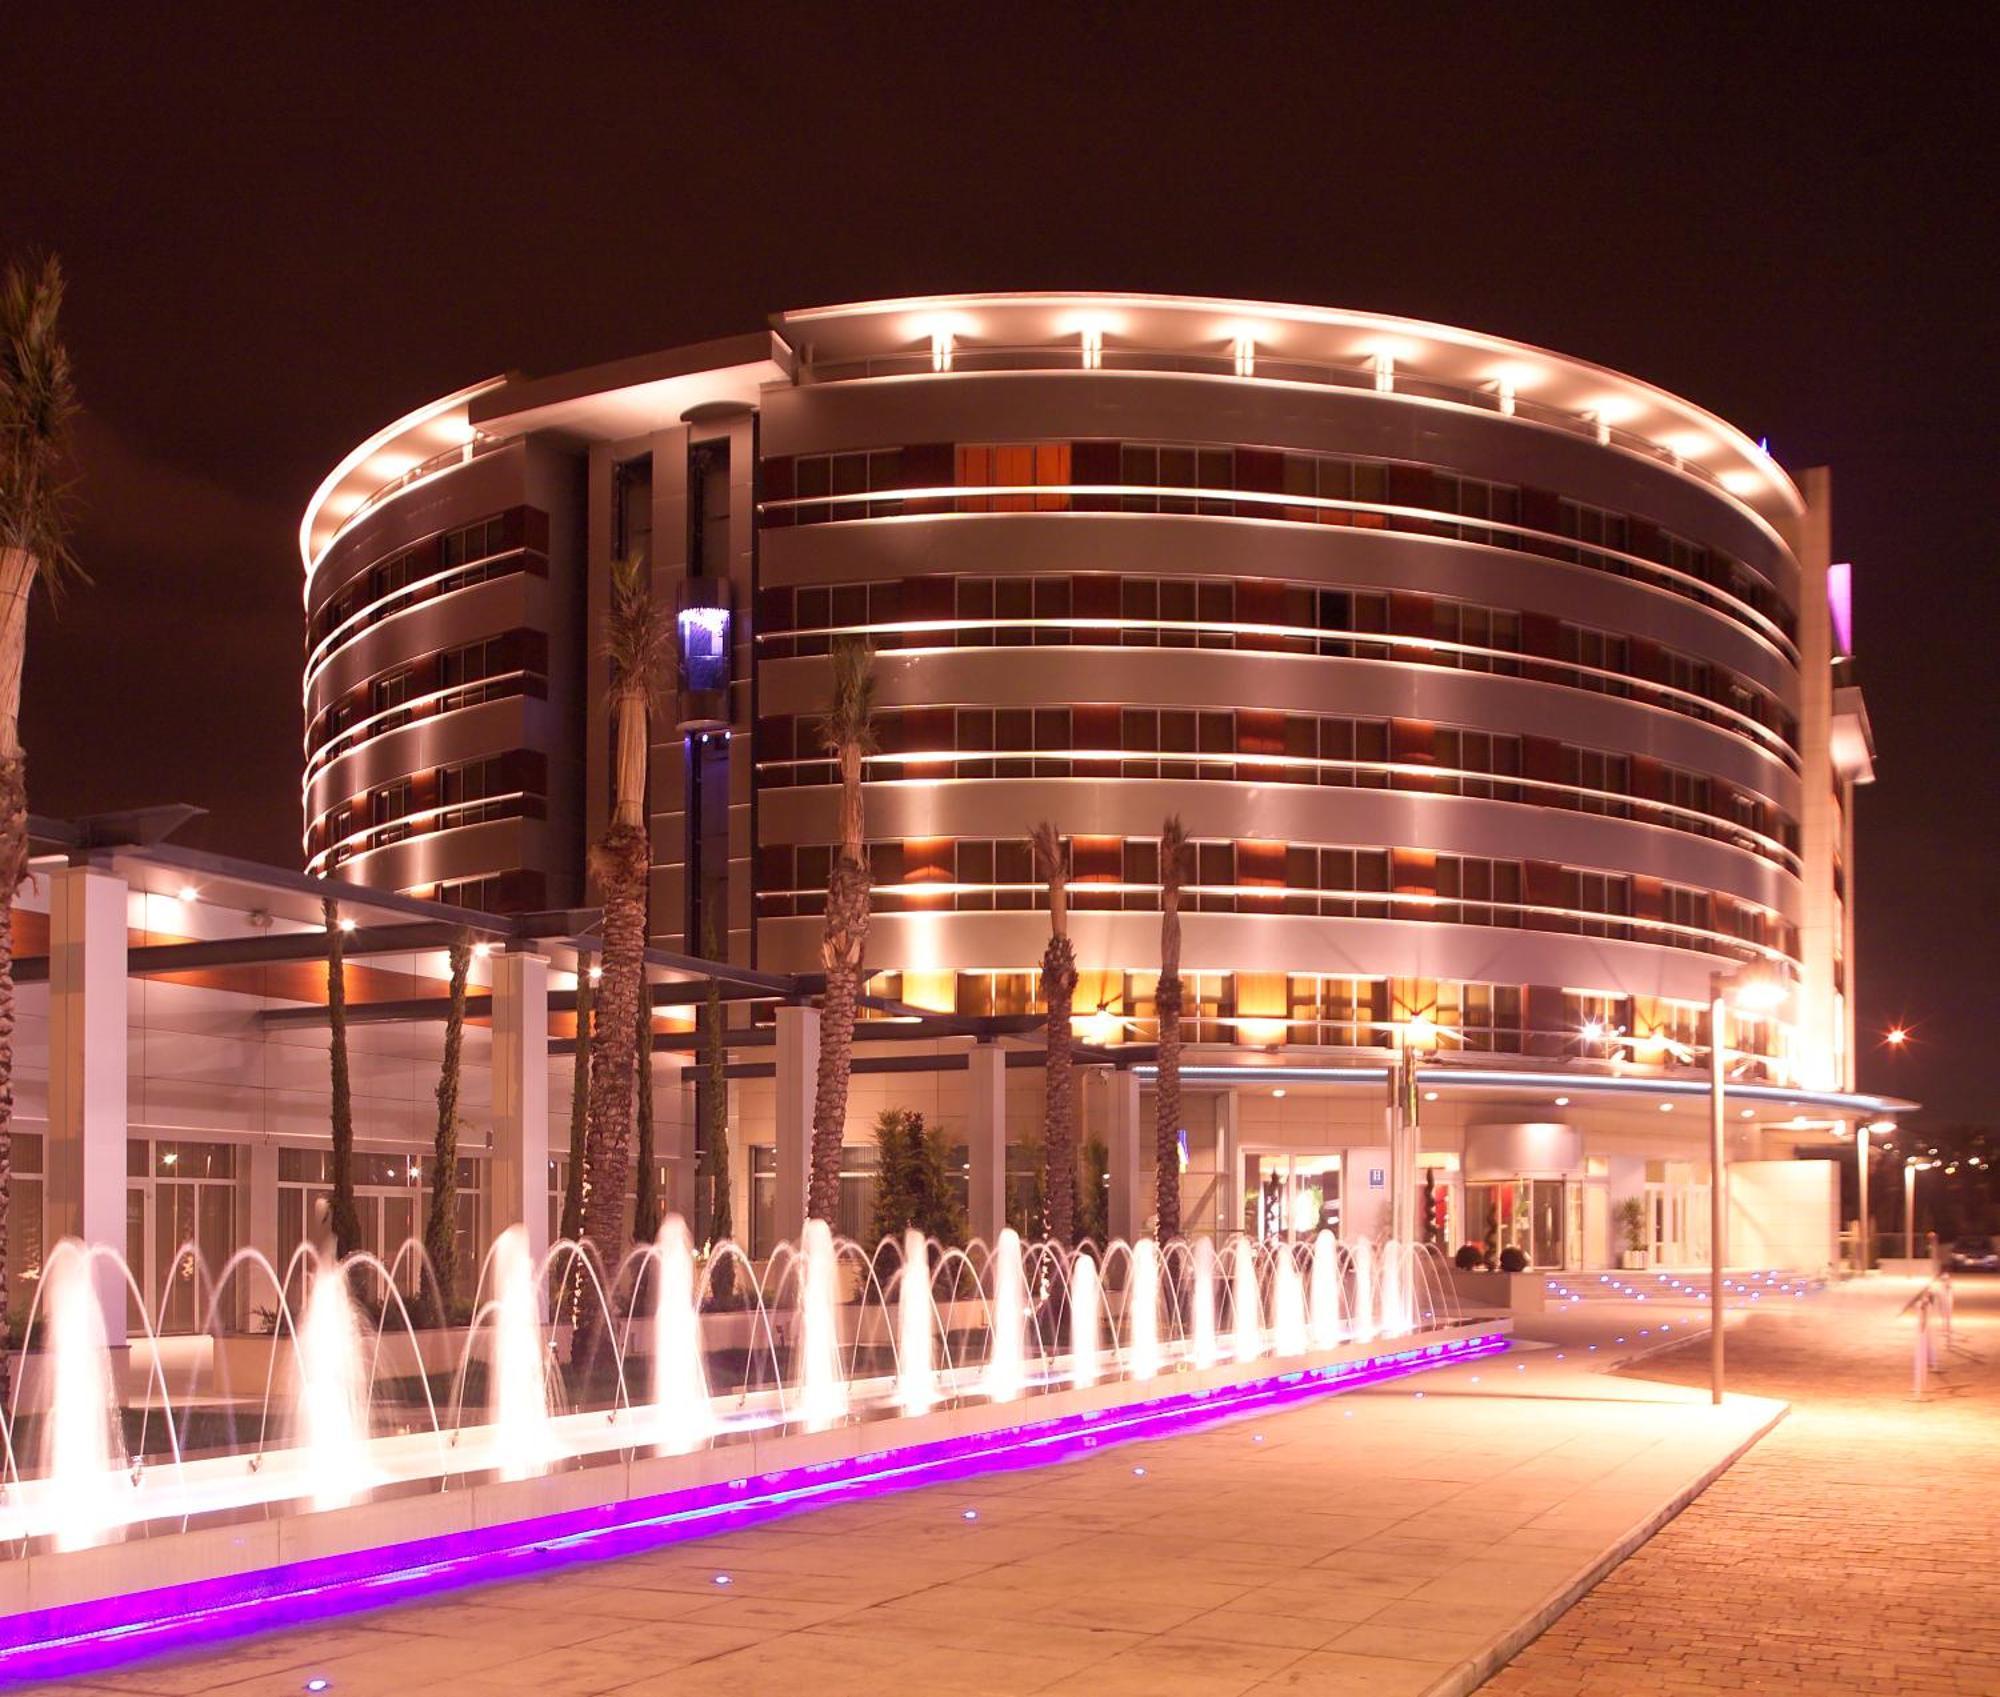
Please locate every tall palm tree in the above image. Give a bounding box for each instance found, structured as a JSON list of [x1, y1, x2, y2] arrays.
[[323, 897, 362, 1262], [0, 254, 79, 1394], [1031, 821, 1077, 1246], [422, 930, 472, 1317], [1154, 816, 1188, 1241], [808, 640, 876, 1225], [579, 559, 669, 1334], [697, 912, 734, 1302]]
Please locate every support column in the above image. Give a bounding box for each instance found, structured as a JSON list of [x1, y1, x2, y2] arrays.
[[490, 951, 551, 1282], [1105, 1068, 1141, 1243], [1214, 1088, 1240, 1236], [46, 865, 129, 1345], [774, 1005, 818, 1246], [967, 1041, 1007, 1244], [665, 1059, 698, 1226], [1388, 1048, 1419, 1245], [245, 1142, 279, 1329]]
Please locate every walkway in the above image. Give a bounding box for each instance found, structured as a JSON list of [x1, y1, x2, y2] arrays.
[[8, 1298, 1776, 1697], [1484, 1274, 2000, 1696]]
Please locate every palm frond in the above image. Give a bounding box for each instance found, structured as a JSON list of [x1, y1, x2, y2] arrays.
[[603, 556, 671, 708], [817, 638, 878, 757], [0, 252, 82, 591]]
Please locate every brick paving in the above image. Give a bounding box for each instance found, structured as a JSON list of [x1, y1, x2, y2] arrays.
[[1484, 1276, 2000, 1696]]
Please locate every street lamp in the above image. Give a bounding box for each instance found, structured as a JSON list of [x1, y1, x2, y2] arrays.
[[1708, 964, 1789, 1405], [1904, 1157, 1935, 1262]]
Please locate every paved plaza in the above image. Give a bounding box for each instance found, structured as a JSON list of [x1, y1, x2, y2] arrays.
[[12, 1277, 1987, 1697], [1485, 1275, 2000, 1696]]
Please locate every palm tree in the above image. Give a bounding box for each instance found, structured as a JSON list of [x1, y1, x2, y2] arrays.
[[422, 930, 472, 1318], [1031, 821, 1077, 1246], [1154, 816, 1188, 1241], [579, 559, 669, 1338], [696, 913, 734, 1302], [323, 897, 362, 1262], [0, 254, 79, 1394], [808, 640, 876, 1225]]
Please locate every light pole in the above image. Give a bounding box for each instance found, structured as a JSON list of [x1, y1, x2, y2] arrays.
[[1904, 1158, 1934, 1262], [1707, 965, 1789, 1406]]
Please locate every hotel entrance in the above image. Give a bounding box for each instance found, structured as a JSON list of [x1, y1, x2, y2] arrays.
[[1245, 1151, 1342, 1241], [1464, 1178, 1585, 1271]]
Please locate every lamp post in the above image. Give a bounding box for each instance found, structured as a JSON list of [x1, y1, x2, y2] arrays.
[[1707, 965, 1789, 1406], [1903, 1158, 1934, 1262]]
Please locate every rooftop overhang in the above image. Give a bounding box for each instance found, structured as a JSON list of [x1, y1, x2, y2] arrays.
[[774, 292, 1805, 530], [1133, 1060, 1917, 1121], [466, 330, 794, 444], [297, 332, 795, 595], [1830, 683, 1877, 784]]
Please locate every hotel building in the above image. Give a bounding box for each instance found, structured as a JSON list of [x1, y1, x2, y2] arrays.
[[281, 293, 1894, 1278], [7, 294, 1907, 1343]]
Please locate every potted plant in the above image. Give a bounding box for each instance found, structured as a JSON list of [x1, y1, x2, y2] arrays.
[[1615, 1196, 1649, 1270]]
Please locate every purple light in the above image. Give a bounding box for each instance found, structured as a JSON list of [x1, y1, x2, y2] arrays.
[[1828, 562, 1854, 657], [0, 1335, 1505, 1684]]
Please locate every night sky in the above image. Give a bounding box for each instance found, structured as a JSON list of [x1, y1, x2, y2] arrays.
[[6, 6, 1992, 1120]]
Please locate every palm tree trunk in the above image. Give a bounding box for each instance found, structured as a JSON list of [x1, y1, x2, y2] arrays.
[[578, 822, 649, 1340], [809, 854, 868, 1223], [0, 547, 32, 1399], [699, 969, 734, 1303], [423, 931, 471, 1320], [1155, 818, 1187, 1242], [1041, 932, 1078, 1245], [1154, 978, 1183, 1239], [323, 898, 362, 1263]]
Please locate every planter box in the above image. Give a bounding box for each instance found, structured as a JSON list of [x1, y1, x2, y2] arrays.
[[1445, 1270, 1545, 1314]]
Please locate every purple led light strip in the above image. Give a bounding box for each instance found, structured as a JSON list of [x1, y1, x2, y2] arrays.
[[0, 1333, 1506, 1685]]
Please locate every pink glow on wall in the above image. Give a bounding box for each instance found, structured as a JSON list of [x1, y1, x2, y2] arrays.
[[1828, 562, 1854, 656]]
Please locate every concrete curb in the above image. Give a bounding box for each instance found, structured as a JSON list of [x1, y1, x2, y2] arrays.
[[1417, 1396, 1790, 1697]]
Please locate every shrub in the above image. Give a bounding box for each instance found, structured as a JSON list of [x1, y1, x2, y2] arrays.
[[1453, 1243, 1484, 1271], [1498, 1246, 1528, 1273]]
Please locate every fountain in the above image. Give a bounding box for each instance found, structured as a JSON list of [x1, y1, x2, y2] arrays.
[[1190, 1237, 1219, 1368], [896, 1228, 936, 1415], [984, 1228, 1027, 1404], [1379, 1241, 1411, 1339], [40, 1241, 126, 1552], [489, 1225, 557, 1480], [1069, 1251, 1101, 1389], [0, 1218, 1493, 1689], [1128, 1236, 1162, 1380], [1273, 1247, 1308, 1358], [796, 1218, 848, 1431], [1231, 1236, 1262, 1363], [1309, 1228, 1342, 1349], [295, 1249, 372, 1510], [651, 1216, 713, 1455], [1351, 1236, 1377, 1341]]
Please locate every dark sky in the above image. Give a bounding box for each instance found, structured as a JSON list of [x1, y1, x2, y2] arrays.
[[6, 5, 1993, 1120]]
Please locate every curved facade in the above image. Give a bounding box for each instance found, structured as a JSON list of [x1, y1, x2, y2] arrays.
[[302, 295, 1879, 1267]]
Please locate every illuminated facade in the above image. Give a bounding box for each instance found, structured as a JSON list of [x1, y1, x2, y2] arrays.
[[300, 295, 1886, 1270]]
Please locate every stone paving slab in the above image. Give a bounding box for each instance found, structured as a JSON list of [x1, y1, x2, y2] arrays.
[[7, 1306, 1782, 1697]]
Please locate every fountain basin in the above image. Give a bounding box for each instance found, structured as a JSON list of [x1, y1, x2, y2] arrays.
[[0, 1322, 1507, 1682]]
